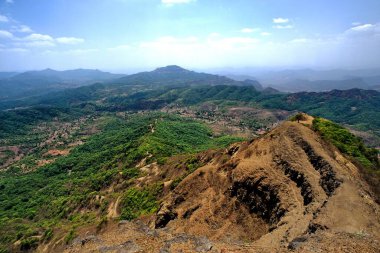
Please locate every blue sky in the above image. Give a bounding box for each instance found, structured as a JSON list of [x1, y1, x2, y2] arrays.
[[0, 0, 380, 72]]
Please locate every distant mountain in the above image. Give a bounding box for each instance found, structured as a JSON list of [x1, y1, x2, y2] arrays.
[[273, 78, 370, 92], [2, 66, 378, 134], [154, 65, 190, 73], [262, 87, 280, 94], [0, 72, 19, 79], [229, 68, 380, 82], [113, 65, 250, 87], [241, 79, 263, 91], [218, 68, 380, 92], [363, 75, 380, 87], [371, 84, 380, 91], [1, 69, 379, 150], [226, 74, 259, 81], [285, 88, 380, 103], [0, 69, 125, 101], [11, 68, 124, 84]]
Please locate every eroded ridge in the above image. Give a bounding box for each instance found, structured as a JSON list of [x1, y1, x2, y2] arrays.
[[273, 156, 313, 205], [229, 176, 286, 225], [292, 136, 341, 196]]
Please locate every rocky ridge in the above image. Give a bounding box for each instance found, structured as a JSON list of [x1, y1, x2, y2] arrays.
[[63, 121, 380, 253]]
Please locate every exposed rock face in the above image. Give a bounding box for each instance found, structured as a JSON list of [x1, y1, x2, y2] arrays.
[[290, 134, 342, 196], [229, 177, 286, 225], [155, 205, 177, 229], [273, 156, 313, 205], [64, 121, 380, 253]]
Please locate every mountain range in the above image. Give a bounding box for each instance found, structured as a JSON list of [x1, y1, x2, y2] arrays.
[[223, 68, 380, 92], [3, 66, 380, 103], [0, 69, 125, 101]]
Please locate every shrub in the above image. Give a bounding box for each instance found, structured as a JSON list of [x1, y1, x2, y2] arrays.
[[64, 229, 76, 245], [20, 237, 39, 251], [42, 229, 53, 242], [290, 113, 306, 123], [312, 117, 379, 169], [120, 188, 159, 220], [170, 177, 184, 190]]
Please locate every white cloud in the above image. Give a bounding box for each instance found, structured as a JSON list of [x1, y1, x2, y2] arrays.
[[240, 28, 260, 33], [6, 0, 14, 3], [12, 33, 56, 47], [344, 23, 380, 38], [16, 33, 55, 47], [119, 30, 378, 69], [3, 22, 380, 71], [56, 37, 84, 45], [24, 33, 54, 41], [7, 33, 85, 48], [273, 25, 293, 29], [16, 25, 33, 33], [350, 24, 374, 32], [0, 30, 13, 39], [0, 14, 9, 22], [137, 35, 260, 66], [273, 17, 289, 24], [161, 0, 195, 6]]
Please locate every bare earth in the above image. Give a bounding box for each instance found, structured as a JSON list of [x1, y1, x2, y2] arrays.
[[52, 121, 379, 253]]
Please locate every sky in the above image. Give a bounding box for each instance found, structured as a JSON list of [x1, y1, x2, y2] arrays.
[[0, 0, 380, 72]]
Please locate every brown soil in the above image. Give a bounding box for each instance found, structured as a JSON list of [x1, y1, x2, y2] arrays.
[[44, 149, 70, 156], [57, 121, 380, 253], [37, 159, 54, 167], [298, 113, 314, 126], [0, 146, 23, 169]]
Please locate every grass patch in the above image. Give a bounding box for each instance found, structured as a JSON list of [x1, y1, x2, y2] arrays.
[[312, 117, 379, 169], [120, 187, 160, 220]]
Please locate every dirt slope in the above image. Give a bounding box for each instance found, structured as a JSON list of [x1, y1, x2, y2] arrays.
[[64, 121, 380, 253]]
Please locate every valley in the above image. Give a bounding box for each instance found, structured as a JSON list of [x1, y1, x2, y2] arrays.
[[0, 67, 379, 253]]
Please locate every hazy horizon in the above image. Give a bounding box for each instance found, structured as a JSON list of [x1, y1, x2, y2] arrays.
[[3, 65, 380, 76], [1, 0, 380, 71]]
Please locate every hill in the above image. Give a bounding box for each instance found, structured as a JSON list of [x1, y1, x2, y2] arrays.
[[0, 71, 379, 147], [10, 68, 124, 84], [0, 72, 18, 79], [0, 113, 243, 252], [265, 89, 380, 132], [0, 69, 124, 101], [0, 66, 379, 252], [113, 65, 242, 87], [1, 116, 374, 252], [273, 78, 369, 92], [223, 68, 380, 92]]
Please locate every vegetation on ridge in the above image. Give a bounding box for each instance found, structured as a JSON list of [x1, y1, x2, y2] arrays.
[[0, 113, 242, 252], [312, 117, 379, 169]]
